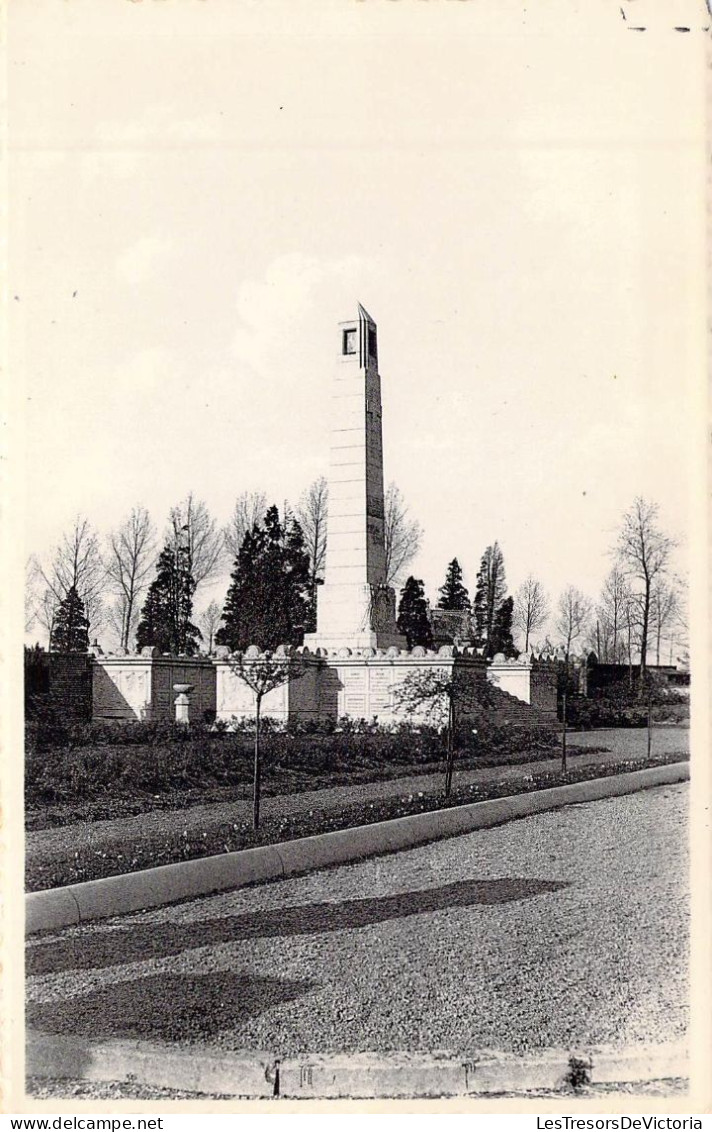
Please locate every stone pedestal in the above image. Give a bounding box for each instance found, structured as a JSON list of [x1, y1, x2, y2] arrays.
[[173, 683, 194, 724]]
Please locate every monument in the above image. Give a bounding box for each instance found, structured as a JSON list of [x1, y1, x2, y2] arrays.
[[304, 304, 406, 652], [81, 304, 556, 726], [208, 304, 556, 727]]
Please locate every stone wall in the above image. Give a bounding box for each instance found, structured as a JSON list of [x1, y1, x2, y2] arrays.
[[215, 662, 290, 723], [150, 659, 217, 723], [322, 649, 489, 726], [81, 646, 557, 728], [213, 645, 491, 727], [91, 653, 216, 722]]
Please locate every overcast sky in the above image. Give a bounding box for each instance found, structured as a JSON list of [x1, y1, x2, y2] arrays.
[[9, 0, 705, 630]]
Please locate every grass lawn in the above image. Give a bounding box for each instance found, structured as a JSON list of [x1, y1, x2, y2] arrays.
[[27, 729, 564, 830]]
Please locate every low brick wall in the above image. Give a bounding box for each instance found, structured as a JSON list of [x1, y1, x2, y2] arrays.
[[25, 652, 92, 724], [487, 661, 558, 720]]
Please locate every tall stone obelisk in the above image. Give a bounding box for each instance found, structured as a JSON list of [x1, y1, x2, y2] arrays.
[[305, 304, 406, 652]]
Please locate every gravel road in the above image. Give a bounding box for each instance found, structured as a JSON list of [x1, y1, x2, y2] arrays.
[[26, 783, 688, 1058]]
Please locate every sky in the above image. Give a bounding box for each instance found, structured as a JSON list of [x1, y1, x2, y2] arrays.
[[8, 0, 706, 638]]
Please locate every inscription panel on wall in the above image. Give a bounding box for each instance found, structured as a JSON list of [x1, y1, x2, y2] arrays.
[[368, 666, 393, 715]]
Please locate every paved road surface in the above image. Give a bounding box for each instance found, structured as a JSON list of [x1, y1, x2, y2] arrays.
[[26, 782, 688, 1058]]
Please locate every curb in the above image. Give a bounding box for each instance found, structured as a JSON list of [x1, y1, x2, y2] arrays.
[[26, 1031, 276, 1099], [26, 1031, 688, 1099], [26, 762, 689, 935]]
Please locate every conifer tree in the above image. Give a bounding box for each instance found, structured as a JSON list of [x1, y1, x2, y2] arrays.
[[473, 542, 507, 653], [490, 595, 517, 658], [135, 544, 201, 655], [50, 586, 90, 652], [436, 558, 470, 612], [217, 506, 312, 651], [397, 576, 434, 649]]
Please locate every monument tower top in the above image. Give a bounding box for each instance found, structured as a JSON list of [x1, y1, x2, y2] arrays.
[[338, 303, 378, 369]]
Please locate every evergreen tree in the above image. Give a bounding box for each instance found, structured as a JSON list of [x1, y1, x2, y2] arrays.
[[135, 544, 201, 655], [50, 586, 89, 652], [217, 505, 312, 651], [397, 576, 434, 649], [473, 542, 507, 652], [490, 595, 517, 657], [437, 558, 470, 611]]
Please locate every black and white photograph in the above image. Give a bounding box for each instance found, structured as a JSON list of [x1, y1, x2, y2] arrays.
[[4, 0, 709, 1116]]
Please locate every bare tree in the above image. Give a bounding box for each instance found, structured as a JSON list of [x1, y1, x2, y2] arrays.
[[513, 576, 549, 653], [37, 592, 60, 647], [229, 649, 305, 829], [37, 516, 106, 637], [667, 579, 689, 667], [25, 556, 41, 635], [25, 556, 59, 646], [168, 493, 224, 592], [394, 666, 494, 797], [223, 491, 268, 561], [384, 482, 422, 587], [649, 578, 680, 667], [295, 476, 328, 606], [106, 506, 157, 650], [615, 497, 674, 686], [596, 566, 630, 663], [197, 599, 223, 653], [555, 586, 592, 662]]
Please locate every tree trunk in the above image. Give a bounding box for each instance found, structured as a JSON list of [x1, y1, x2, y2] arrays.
[[122, 596, 133, 651], [444, 697, 455, 797], [253, 696, 262, 830], [638, 577, 650, 694], [647, 696, 652, 759], [561, 689, 567, 775]]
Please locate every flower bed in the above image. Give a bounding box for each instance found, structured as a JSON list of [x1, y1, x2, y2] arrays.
[[25, 750, 683, 893], [26, 719, 561, 826]]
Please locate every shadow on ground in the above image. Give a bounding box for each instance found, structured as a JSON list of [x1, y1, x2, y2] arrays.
[[27, 971, 315, 1042], [27, 877, 568, 976]]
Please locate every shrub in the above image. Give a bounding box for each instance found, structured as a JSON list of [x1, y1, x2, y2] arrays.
[[25, 696, 69, 751], [563, 678, 689, 730]]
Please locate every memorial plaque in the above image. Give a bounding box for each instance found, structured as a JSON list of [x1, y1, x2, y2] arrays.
[[345, 695, 366, 716]]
